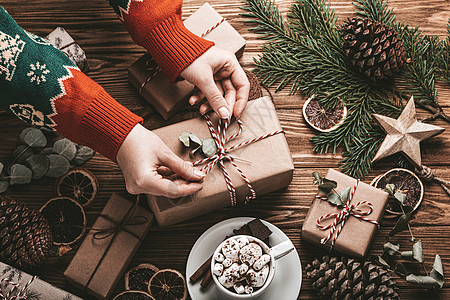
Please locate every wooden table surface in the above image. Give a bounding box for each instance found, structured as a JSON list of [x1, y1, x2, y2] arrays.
[[1, 0, 449, 299]]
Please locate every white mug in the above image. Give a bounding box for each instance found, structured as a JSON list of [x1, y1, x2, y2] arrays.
[[211, 235, 294, 299]]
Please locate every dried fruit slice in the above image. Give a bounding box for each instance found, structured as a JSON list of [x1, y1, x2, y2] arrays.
[[55, 168, 99, 208], [39, 197, 86, 245], [302, 95, 347, 132], [113, 291, 155, 300], [126, 263, 160, 292], [371, 168, 424, 215], [148, 269, 187, 300]]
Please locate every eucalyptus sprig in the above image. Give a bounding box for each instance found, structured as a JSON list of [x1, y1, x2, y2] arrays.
[[312, 172, 351, 206], [179, 132, 218, 158]]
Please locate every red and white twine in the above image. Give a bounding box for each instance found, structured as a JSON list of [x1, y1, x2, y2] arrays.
[[194, 114, 284, 206], [316, 179, 380, 249], [0, 276, 36, 300], [140, 18, 226, 93]]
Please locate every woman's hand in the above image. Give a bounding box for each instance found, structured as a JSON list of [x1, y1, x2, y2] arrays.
[[181, 46, 250, 119], [116, 124, 204, 198]]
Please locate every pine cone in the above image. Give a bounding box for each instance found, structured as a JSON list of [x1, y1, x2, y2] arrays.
[[306, 256, 400, 300], [342, 17, 408, 81], [0, 197, 57, 267]]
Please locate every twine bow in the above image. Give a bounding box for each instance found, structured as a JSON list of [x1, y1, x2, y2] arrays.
[[193, 114, 284, 206], [415, 165, 450, 196], [316, 179, 380, 249], [139, 17, 226, 94], [0, 276, 36, 300]]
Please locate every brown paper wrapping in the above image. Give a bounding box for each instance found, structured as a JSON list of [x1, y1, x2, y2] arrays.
[[301, 169, 388, 257], [128, 3, 246, 119], [64, 193, 154, 299], [46, 27, 89, 73], [147, 96, 294, 226], [0, 262, 83, 300]]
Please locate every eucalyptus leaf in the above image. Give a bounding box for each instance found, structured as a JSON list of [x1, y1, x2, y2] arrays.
[[9, 164, 32, 185], [189, 133, 202, 146], [390, 206, 414, 237], [318, 181, 337, 195], [25, 155, 50, 179], [384, 241, 400, 256], [40, 147, 54, 156], [179, 132, 191, 147], [376, 255, 391, 269], [394, 263, 407, 277], [401, 250, 414, 260], [413, 240, 424, 263], [406, 274, 440, 288], [45, 154, 70, 178], [0, 176, 8, 193], [0, 162, 3, 174], [13, 145, 33, 164], [202, 138, 217, 157], [313, 172, 322, 185], [20, 128, 47, 148], [19, 127, 34, 142], [72, 145, 95, 165], [327, 192, 344, 206], [394, 192, 407, 205], [430, 255, 444, 288], [385, 183, 395, 195], [53, 138, 77, 161], [340, 186, 351, 203]]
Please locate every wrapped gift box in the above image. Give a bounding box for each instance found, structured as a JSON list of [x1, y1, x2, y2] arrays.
[[302, 169, 389, 257], [128, 3, 246, 119], [0, 261, 82, 300], [147, 96, 294, 226], [46, 27, 89, 73], [64, 193, 154, 299]]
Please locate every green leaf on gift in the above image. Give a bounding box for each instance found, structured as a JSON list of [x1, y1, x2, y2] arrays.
[[179, 132, 191, 147], [312, 172, 322, 185], [20, 128, 47, 148], [394, 263, 407, 277], [384, 241, 400, 256], [430, 254, 444, 288], [390, 206, 414, 237], [394, 192, 407, 205], [9, 164, 32, 185], [54, 138, 77, 161], [202, 138, 217, 157], [25, 155, 50, 179], [46, 154, 70, 178], [401, 250, 414, 260], [385, 183, 395, 195], [327, 192, 344, 206], [318, 180, 337, 195], [0, 175, 9, 193], [340, 186, 351, 203], [189, 133, 202, 146], [376, 255, 391, 269], [406, 274, 440, 288], [13, 145, 34, 164], [413, 240, 424, 263], [72, 145, 95, 165]]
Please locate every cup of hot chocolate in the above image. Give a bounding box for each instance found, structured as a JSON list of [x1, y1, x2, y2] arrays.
[[211, 235, 294, 298]]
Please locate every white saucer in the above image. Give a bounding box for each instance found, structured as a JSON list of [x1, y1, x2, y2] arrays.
[[186, 217, 302, 300]]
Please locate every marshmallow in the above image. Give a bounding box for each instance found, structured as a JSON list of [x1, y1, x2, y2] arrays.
[[223, 258, 233, 268], [228, 263, 240, 278], [236, 236, 250, 248], [214, 252, 225, 263], [246, 264, 269, 288], [253, 254, 271, 271], [244, 285, 254, 295], [239, 263, 249, 276], [213, 263, 224, 277], [218, 273, 237, 289], [222, 239, 240, 261], [239, 243, 263, 266], [233, 282, 245, 294]]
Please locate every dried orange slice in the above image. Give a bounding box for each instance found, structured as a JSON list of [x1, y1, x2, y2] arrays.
[[126, 263, 160, 292], [114, 291, 155, 300], [55, 168, 98, 208], [148, 269, 187, 300], [302, 95, 347, 132], [39, 197, 86, 245]]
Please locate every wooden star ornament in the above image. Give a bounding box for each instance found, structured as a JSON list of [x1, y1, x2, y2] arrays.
[[372, 96, 445, 167]]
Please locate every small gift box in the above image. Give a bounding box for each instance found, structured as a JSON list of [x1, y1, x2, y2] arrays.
[[301, 169, 389, 257], [128, 3, 246, 119], [64, 193, 154, 299], [147, 96, 294, 226], [46, 27, 90, 73], [0, 261, 82, 300]]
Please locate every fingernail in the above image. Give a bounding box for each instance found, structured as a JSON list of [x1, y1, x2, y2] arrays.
[[218, 107, 230, 119], [194, 169, 205, 177]]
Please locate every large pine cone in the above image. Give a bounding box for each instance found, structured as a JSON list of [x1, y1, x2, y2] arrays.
[[306, 256, 399, 300], [0, 197, 56, 267], [342, 17, 408, 81]]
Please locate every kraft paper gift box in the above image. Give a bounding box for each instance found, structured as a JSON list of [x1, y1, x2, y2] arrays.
[[147, 96, 294, 226], [0, 261, 83, 300], [46, 27, 90, 73], [128, 2, 246, 119], [301, 169, 389, 257], [64, 193, 154, 299]]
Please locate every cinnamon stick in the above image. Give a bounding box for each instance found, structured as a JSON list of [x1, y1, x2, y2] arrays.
[[200, 268, 213, 288], [190, 256, 212, 283]]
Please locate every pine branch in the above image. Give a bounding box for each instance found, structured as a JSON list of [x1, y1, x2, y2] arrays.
[[437, 19, 450, 84], [353, 0, 395, 25]]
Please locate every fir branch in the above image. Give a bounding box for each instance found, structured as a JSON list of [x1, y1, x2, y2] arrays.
[[437, 19, 450, 83], [353, 0, 395, 25]]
